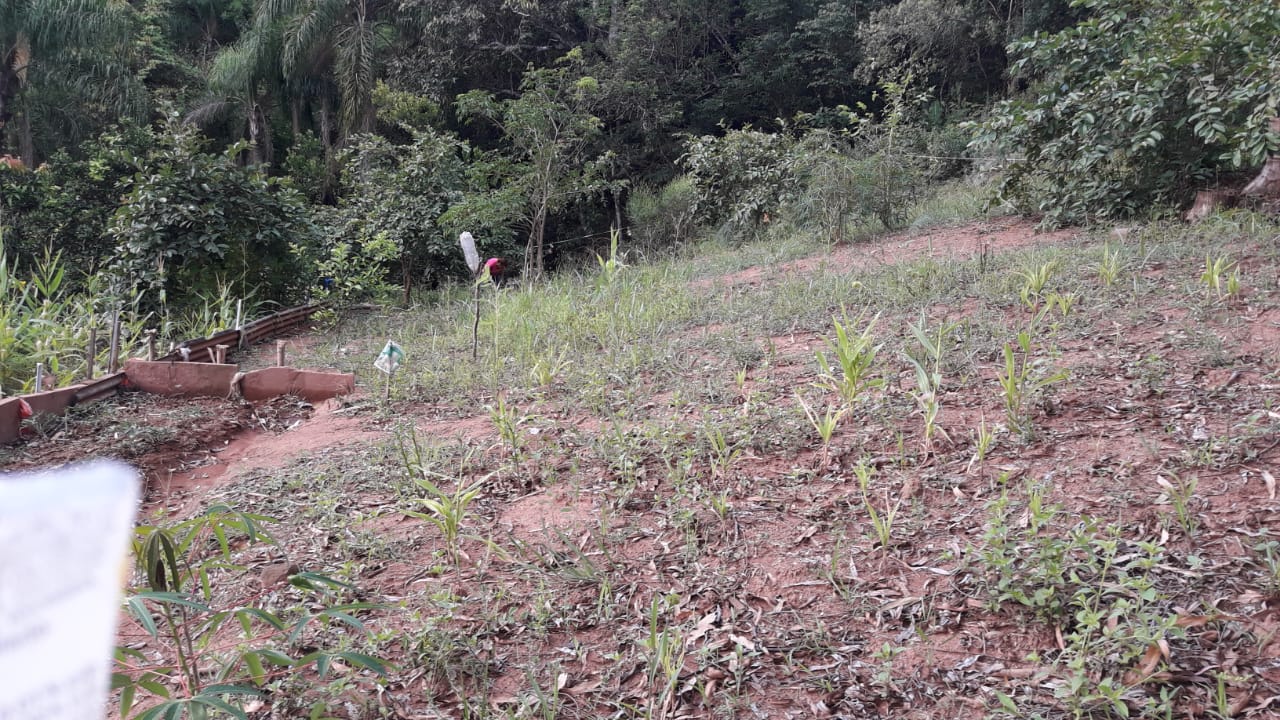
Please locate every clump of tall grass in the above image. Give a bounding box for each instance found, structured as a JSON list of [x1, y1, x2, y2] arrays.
[[0, 248, 107, 393]]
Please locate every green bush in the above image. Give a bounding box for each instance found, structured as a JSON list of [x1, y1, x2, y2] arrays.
[[0, 124, 152, 278], [110, 117, 315, 307], [625, 175, 700, 252], [973, 0, 1280, 225], [682, 128, 799, 241]]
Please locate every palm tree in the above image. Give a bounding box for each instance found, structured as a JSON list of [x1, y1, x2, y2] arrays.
[[190, 31, 284, 166], [0, 0, 143, 163], [254, 0, 394, 140]]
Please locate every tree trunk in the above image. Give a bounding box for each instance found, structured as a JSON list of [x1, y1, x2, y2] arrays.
[[612, 186, 624, 243], [291, 98, 301, 139], [17, 109, 34, 167], [1241, 118, 1280, 198], [1184, 189, 1237, 222], [608, 0, 622, 49], [401, 255, 412, 306], [533, 211, 546, 280], [0, 62, 13, 142]]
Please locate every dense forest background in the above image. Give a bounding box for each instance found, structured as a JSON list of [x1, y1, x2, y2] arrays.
[[0, 0, 1276, 319]]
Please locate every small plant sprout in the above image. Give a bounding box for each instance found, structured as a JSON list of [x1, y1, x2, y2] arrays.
[[529, 351, 572, 386], [1044, 291, 1076, 317], [488, 391, 524, 456], [704, 424, 743, 481], [641, 594, 686, 715], [854, 460, 901, 550], [902, 316, 956, 451], [1016, 260, 1059, 310], [996, 325, 1068, 439], [967, 414, 995, 474], [1201, 254, 1241, 299], [595, 227, 626, 288], [406, 470, 489, 563], [815, 310, 883, 408], [1096, 242, 1123, 286], [797, 392, 846, 464], [1155, 473, 1198, 536]]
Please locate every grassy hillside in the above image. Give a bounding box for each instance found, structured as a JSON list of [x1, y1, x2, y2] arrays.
[[14, 202, 1280, 719]]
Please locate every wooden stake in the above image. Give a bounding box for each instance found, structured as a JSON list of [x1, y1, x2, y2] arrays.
[[275, 340, 286, 367], [107, 310, 121, 374], [145, 330, 156, 361], [34, 363, 44, 392], [471, 282, 481, 361], [86, 326, 97, 379], [215, 344, 228, 364], [384, 366, 394, 401]]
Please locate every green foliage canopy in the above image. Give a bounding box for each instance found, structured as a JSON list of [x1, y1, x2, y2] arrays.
[[109, 118, 314, 305], [975, 0, 1280, 225]]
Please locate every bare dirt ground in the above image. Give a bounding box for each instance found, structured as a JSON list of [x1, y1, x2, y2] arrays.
[[6, 215, 1280, 719]]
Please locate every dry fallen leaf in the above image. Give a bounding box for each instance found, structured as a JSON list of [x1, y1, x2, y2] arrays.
[[1262, 469, 1275, 500]]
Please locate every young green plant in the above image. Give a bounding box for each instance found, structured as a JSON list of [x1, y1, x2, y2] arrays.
[[1201, 254, 1241, 299], [815, 311, 882, 408], [855, 460, 901, 550], [117, 507, 387, 720], [902, 316, 956, 451], [995, 323, 1068, 439]]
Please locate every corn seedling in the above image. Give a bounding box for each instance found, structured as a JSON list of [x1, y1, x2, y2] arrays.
[[996, 327, 1068, 439], [967, 415, 995, 474], [1096, 242, 1123, 286], [1155, 473, 1198, 536], [1016, 260, 1059, 310], [815, 311, 883, 407], [903, 317, 956, 451], [1201, 254, 1241, 299], [797, 392, 845, 453], [407, 473, 488, 563], [707, 489, 732, 522], [641, 594, 687, 719], [703, 424, 743, 480], [854, 461, 900, 550], [118, 508, 386, 720], [488, 392, 524, 456], [596, 228, 626, 289], [1043, 291, 1076, 317], [529, 351, 572, 387], [1253, 541, 1280, 592]]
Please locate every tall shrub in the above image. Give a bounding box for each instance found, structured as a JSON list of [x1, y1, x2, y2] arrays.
[[974, 0, 1280, 225]]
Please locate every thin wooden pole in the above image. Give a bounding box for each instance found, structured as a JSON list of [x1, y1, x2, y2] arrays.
[[275, 340, 286, 367], [107, 310, 121, 374], [86, 326, 97, 379], [471, 283, 481, 361]]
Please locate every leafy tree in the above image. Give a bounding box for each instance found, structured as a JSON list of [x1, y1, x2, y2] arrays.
[[110, 118, 314, 306], [0, 0, 146, 162], [389, 0, 584, 101], [331, 128, 478, 300], [0, 124, 152, 274], [682, 127, 798, 239], [974, 0, 1280, 224], [457, 49, 606, 280]]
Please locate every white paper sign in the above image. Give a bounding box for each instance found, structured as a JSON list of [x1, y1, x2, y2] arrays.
[[0, 461, 139, 720]]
